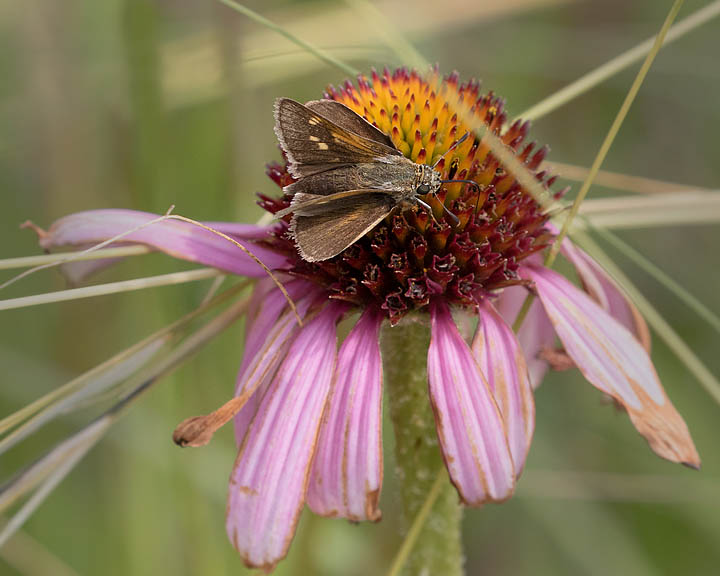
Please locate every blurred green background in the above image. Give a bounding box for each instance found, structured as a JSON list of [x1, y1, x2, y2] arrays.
[[2, 0, 719, 574]]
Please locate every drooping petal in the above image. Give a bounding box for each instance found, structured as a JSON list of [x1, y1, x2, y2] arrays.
[[561, 237, 651, 351], [495, 286, 556, 389], [473, 300, 535, 475], [427, 300, 515, 505], [233, 283, 316, 445], [38, 209, 289, 277], [307, 308, 384, 521], [522, 266, 700, 468], [227, 302, 346, 570]]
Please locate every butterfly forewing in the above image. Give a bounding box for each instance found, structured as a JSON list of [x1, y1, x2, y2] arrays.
[[274, 98, 400, 177], [304, 100, 397, 150]]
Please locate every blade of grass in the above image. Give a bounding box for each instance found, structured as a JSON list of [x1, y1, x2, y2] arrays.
[[0, 246, 151, 272], [0, 279, 249, 436], [550, 161, 710, 195], [0, 418, 111, 515], [0, 295, 250, 541], [0, 268, 221, 312], [518, 0, 720, 121], [0, 522, 80, 576], [514, 0, 684, 331], [216, 0, 359, 76], [578, 191, 720, 229], [0, 339, 167, 456], [589, 224, 720, 336], [0, 421, 105, 548], [342, 0, 427, 71], [547, 0, 685, 266]]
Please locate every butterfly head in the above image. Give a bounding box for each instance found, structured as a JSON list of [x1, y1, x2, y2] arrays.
[[415, 165, 442, 197]]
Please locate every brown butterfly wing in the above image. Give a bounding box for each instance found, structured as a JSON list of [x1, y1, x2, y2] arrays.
[[274, 98, 400, 178], [304, 100, 396, 149], [289, 191, 395, 262]]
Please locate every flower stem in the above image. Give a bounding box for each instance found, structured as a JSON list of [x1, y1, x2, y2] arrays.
[[382, 318, 463, 576]]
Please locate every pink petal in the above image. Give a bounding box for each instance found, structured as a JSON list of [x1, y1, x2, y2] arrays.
[[206, 221, 283, 240], [38, 209, 289, 278], [495, 286, 556, 389], [561, 237, 651, 351], [233, 282, 317, 445], [227, 302, 346, 570], [522, 266, 700, 467], [427, 300, 515, 505], [307, 308, 384, 521], [473, 300, 535, 476]]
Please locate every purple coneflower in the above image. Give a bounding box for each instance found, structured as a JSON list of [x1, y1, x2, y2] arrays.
[[34, 68, 699, 571]]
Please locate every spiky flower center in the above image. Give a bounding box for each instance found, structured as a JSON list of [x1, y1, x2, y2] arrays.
[[262, 68, 561, 323]]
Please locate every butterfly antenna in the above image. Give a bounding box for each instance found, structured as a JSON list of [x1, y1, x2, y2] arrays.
[[432, 131, 471, 169]]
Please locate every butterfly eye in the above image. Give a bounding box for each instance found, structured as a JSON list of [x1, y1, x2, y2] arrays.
[[417, 184, 430, 194]]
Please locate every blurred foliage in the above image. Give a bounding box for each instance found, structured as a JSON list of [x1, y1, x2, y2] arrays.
[[1, 0, 719, 574]]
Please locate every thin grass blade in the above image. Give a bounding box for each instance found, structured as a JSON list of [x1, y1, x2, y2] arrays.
[[0, 268, 221, 312], [579, 192, 720, 229], [588, 224, 720, 336], [519, 0, 720, 121], [0, 295, 250, 541], [573, 231, 720, 407]]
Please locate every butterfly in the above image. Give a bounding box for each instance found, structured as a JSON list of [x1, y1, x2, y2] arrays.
[[273, 98, 476, 262]]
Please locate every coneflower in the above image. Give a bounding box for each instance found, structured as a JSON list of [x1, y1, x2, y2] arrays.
[[28, 68, 698, 571]]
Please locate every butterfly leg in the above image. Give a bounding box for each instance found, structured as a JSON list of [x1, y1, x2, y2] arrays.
[[417, 196, 459, 227], [416, 198, 440, 226]]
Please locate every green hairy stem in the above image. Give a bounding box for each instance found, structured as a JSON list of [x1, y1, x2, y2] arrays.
[[382, 317, 463, 576]]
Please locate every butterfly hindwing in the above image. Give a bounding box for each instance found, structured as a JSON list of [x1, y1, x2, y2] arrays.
[[289, 191, 395, 261], [276, 189, 393, 218], [274, 98, 399, 177]]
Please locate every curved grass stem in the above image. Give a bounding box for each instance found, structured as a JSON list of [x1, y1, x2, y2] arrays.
[[518, 0, 720, 121], [546, 0, 685, 268], [514, 0, 685, 332], [217, 0, 359, 76]]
